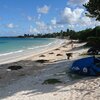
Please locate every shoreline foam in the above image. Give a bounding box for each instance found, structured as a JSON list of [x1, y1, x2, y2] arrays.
[[0, 39, 67, 65]]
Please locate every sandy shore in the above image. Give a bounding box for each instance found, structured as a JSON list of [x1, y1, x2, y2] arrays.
[[0, 41, 100, 100], [0, 39, 65, 65]]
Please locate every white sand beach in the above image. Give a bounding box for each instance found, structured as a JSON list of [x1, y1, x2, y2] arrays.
[[0, 39, 65, 65], [0, 41, 100, 100]]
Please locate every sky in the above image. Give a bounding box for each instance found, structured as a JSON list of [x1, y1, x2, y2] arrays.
[[0, 0, 100, 36]]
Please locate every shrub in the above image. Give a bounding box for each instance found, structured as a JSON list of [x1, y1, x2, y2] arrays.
[[87, 37, 100, 48], [42, 78, 62, 84]]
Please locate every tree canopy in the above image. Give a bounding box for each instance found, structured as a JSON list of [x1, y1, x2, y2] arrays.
[[84, 0, 100, 21]]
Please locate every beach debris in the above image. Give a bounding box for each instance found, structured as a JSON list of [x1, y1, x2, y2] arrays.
[[66, 53, 73, 60], [35, 59, 49, 63], [55, 48, 60, 51], [7, 65, 23, 70], [39, 55, 45, 57], [49, 52, 54, 54], [63, 45, 67, 48], [53, 94, 57, 96], [87, 47, 99, 55], [56, 54, 63, 56], [42, 78, 62, 84]]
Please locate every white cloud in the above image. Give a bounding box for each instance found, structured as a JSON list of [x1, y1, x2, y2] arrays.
[[29, 20, 56, 34], [27, 16, 33, 21], [7, 23, 15, 28], [29, 4, 100, 34], [96, 21, 100, 26], [48, 25, 52, 30], [29, 25, 33, 33], [38, 14, 41, 20], [32, 28, 40, 33], [51, 18, 57, 25], [37, 5, 50, 14], [80, 16, 92, 26], [67, 0, 89, 6], [36, 21, 47, 30], [57, 6, 100, 30], [59, 7, 84, 24], [28, 21, 47, 34], [80, 17, 100, 27], [58, 25, 64, 28], [29, 25, 40, 34]]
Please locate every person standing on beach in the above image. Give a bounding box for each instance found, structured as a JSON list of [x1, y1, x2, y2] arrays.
[[71, 40, 74, 49]]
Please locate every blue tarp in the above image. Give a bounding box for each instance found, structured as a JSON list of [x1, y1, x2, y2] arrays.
[[71, 57, 100, 76]]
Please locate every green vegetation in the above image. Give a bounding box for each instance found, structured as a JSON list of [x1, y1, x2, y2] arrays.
[[17, 26, 100, 48], [42, 78, 62, 84], [18, 29, 75, 38], [87, 37, 100, 47], [84, 0, 100, 21]]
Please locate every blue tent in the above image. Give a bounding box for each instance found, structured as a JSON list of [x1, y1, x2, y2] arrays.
[[70, 57, 100, 76]]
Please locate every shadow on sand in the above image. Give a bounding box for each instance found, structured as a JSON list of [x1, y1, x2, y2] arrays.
[[0, 59, 96, 99]]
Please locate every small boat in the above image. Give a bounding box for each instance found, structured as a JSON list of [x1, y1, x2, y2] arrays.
[[70, 56, 100, 76]]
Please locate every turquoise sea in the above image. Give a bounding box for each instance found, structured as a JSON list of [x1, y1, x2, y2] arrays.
[[0, 38, 64, 64], [0, 38, 58, 55]]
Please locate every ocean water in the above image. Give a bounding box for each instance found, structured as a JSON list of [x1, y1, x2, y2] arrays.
[[0, 38, 65, 64], [0, 38, 58, 55]]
